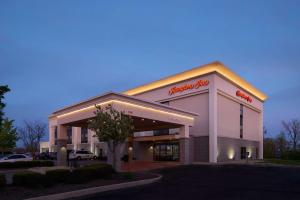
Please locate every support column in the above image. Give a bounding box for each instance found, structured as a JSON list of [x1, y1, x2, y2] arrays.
[[57, 125, 68, 166], [179, 125, 190, 165], [209, 75, 218, 163]]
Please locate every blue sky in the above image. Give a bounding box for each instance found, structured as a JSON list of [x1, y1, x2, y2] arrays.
[[0, 0, 300, 141]]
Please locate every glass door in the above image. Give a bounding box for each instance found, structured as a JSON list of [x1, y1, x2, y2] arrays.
[[153, 141, 179, 161]]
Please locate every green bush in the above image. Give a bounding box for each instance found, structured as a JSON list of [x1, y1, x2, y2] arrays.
[[13, 172, 53, 187], [0, 160, 54, 169], [120, 172, 134, 180], [67, 164, 114, 184], [67, 167, 96, 183], [0, 174, 6, 187], [85, 163, 115, 178], [45, 169, 71, 183], [281, 151, 300, 160]]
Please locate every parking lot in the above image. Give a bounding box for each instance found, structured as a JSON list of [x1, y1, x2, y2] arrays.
[[76, 164, 300, 200]]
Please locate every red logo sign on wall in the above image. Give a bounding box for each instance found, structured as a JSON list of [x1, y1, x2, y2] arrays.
[[169, 80, 209, 95], [236, 90, 252, 103]]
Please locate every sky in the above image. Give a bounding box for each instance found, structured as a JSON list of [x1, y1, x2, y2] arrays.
[[0, 0, 300, 142]]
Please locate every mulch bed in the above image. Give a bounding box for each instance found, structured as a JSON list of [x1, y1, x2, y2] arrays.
[[0, 172, 157, 200]]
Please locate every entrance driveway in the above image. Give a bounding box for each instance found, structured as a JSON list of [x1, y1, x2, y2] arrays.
[[75, 164, 300, 200], [121, 161, 180, 172]]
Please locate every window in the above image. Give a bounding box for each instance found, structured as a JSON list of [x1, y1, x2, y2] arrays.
[[8, 155, 25, 159], [153, 129, 169, 136], [241, 147, 246, 159], [153, 141, 179, 161], [161, 101, 169, 105], [240, 104, 244, 139], [54, 127, 58, 145], [81, 127, 88, 143], [67, 126, 72, 144]]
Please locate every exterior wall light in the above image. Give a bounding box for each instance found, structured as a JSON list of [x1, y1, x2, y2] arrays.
[[128, 146, 133, 151], [149, 146, 153, 150], [247, 147, 252, 158], [227, 148, 235, 160]]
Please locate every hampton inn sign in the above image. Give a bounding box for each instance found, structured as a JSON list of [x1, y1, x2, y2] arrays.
[[46, 61, 267, 167], [168, 80, 209, 95]]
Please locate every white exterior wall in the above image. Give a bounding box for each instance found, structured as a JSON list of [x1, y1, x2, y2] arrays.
[[169, 93, 209, 137], [243, 106, 260, 141], [131, 72, 264, 162], [217, 94, 240, 138]]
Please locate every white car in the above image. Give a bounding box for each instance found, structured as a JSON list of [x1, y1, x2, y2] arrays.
[[69, 150, 97, 160], [0, 154, 33, 163]]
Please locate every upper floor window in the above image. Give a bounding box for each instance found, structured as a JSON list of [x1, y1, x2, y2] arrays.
[[154, 129, 170, 136], [81, 127, 88, 143], [240, 104, 244, 139], [67, 126, 72, 144]]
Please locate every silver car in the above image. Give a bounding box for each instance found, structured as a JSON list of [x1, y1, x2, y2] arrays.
[[0, 154, 33, 163], [69, 150, 97, 160]]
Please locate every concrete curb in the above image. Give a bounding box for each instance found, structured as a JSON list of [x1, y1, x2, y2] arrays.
[[24, 173, 162, 200]]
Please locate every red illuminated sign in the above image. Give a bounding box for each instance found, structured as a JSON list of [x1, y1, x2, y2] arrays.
[[169, 80, 209, 95], [236, 90, 252, 103]]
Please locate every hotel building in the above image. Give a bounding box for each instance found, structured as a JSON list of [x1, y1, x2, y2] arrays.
[[45, 61, 267, 165]]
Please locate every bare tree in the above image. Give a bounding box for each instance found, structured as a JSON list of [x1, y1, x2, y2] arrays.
[[282, 119, 300, 150], [275, 131, 288, 154], [263, 126, 267, 136], [18, 120, 46, 157]]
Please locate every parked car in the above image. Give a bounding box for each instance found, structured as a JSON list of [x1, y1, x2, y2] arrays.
[[49, 152, 57, 160], [69, 150, 97, 160], [36, 152, 52, 160], [0, 154, 33, 163]]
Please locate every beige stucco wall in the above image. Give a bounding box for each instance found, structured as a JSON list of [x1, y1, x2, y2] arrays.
[[217, 93, 260, 141], [169, 93, 209, 136], [217, 94, 240, 138], [215, 74, 263, 111], [243, 106, 260, 141]]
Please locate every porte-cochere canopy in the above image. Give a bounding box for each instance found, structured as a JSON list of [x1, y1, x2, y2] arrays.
[[50, 92, 198, 135]]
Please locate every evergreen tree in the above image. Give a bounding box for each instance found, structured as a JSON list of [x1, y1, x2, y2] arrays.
[[0, 85, 17, 154]]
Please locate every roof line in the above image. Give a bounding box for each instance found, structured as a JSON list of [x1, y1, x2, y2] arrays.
[[51, 92, 199, 118], [123, 61, 268, 101]]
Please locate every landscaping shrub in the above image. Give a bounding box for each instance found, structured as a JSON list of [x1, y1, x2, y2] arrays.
[[45, 169, 71, 183], [0, 160, 54, 169], [67, 167, 96, 183], [120, 172, 134, 180], [13, 172, 52, 187], [0, 174, 6, 187], [281, 151, 300, 160], [85, 163, 115, 178], [67, 163, 114, 184]]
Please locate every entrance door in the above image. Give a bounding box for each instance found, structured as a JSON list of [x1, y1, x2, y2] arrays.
[[153, 141, 179, 161], [241, 147, 246, 159]]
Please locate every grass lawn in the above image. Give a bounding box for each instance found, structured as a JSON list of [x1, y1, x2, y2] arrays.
[[264, 158, 300, 166]]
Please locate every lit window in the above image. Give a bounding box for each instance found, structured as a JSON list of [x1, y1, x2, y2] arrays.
[[153, 129, 169, 136]]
